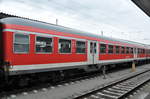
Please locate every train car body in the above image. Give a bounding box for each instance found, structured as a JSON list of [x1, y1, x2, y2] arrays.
[[0, 17, 150, 80]]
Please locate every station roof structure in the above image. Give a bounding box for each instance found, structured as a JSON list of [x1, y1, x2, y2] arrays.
[[132, 0, 150, 17]]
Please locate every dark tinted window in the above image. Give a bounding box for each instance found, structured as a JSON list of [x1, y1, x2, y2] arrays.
[[142, 49, 145, 54], [90, 42, 97, 53], [130, 48, 133, 54], [116, 46, 120, 54], [59, 39, 71, 53], [138, 48, 142, 54], [108, 45, 113, 54], [126, 47, 129, 54], [121, 47, 125, 54], [76, 41, 86, 53], [100, 44, 106, 53], [36, 36, 52, 53], [94, 43, 97, 53]]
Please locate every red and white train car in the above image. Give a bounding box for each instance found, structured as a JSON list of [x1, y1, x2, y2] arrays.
[[0, 17, 150, 83]]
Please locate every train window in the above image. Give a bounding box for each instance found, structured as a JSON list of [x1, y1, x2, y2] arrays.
[[130, 48, 133, 54], [141, 49, 145, 54], [143, 49, 145, 54], [126, 47, 129, 54], [100, 44, 106, 54], [116, 46, 120, 54], [108, 45, 113, 54], [36, 36, 52, 53], [138, 48, 142, 54], [142, 49, 144, 54], [59, 39, 71, 53], [94, 43, 97, 53], [14, 33, 29, 53], [140, 49, 142, 53], [145, 49, 147, 54], [140, 49, 142, 54], [90, 42, 93, 53], [121, 47, 125, 54], [141, 49, 143, 54], [76, 41, 86, 53], [138, 48, 140, 54], [90, 42, 97, 53]]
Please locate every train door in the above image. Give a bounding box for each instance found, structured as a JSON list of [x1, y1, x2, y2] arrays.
[[134, 48, 138, 59], [88, 41, 98, 64]]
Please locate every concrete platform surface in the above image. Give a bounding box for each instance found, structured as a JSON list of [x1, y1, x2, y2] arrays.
[[4, 64, 150, 99]]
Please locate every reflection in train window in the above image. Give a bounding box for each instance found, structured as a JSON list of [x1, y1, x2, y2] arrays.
[[76, 41, 86, 53], [126, 47, 129, 54], [108, 45, 113, 54], [100, 44, 106, 54], [121, 47, 125, 54], [36, 36, 52, 53], [130, 48, 133, 54], [14, 33, 29, 53], [59, 39, 71, 53], [116, 46, 120, 54]]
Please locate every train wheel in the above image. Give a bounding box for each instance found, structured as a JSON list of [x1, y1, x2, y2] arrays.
[[51, 71, 64, 83], [18, 77, 29, 87]]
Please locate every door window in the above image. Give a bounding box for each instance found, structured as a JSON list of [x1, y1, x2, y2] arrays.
[[94, 42, 97, 53], [90, 42, 96, 53], [90, 42, 93, 53]]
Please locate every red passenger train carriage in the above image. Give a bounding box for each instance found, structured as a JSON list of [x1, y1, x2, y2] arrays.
[[0, 17, 150, 84]]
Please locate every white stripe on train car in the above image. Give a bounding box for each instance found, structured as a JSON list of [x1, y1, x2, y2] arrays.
[[10, 62, 88, 71], [3, 29, 87, 41], [9, 57, 147, 72]]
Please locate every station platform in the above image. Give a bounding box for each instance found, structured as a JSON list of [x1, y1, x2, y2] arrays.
[[4, 64, 150, 99]]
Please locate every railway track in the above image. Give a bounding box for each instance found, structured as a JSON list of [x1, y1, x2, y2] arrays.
[[0, 65, 130, 98], [0, 71, 102, 98], [0, 65, 149, 99], [74, 69, 150, 99]]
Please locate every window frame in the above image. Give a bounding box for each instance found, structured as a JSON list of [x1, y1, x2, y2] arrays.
[[126, 47, 130, 54], [130, 47, 134, 54], [138, 48, 142, 54], [58, 38, 72, 54], [76, 40, 86, 54], [13, 33, 30, 54], [100, 43, 107, 54], [143, 49, 145, 54], [35, 35, 53, 54], [115, 46, 120, 54], [138, 48, 140, 54], [121, 46, 125, 54], [108, 44, 114, 54]]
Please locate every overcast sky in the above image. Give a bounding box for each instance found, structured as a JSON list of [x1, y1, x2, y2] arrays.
[[0, 0, 150, 44]]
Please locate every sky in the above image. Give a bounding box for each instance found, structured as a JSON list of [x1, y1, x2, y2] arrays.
[[0, 0, 150, 44]]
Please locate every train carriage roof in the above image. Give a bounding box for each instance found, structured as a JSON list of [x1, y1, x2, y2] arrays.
[[0, 17, 148, 48]]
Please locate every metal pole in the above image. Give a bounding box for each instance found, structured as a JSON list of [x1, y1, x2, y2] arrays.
[[56, 19, 58, 25], [101, 31, 103, 36], [102, 65, 106, 79], [132, 61, 136, 72]]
